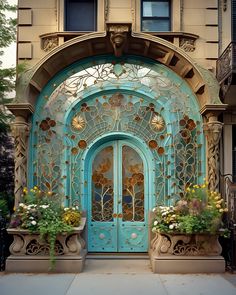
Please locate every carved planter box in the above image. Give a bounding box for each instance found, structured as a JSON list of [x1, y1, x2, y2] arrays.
[[6, 217, 87, 273], [149, 232, 225, 273]]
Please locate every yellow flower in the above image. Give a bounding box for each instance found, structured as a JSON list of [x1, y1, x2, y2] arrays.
[[219, 208, 224, 213], [192, 189, 195, 193], [201, 184, 206, 188], [216, 204, 221, 208], [186, 187, 190, 192], [47, 191, 52, 196], [224, 208, 228, 212]]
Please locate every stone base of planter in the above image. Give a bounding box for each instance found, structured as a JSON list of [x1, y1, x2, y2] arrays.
[[150, 250, 225, 273], [6, 250, 87, 273], [150, 232, 225, 273], [6, 217, 87, 273]]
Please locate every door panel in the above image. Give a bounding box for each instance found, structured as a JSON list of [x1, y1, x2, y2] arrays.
[[88, 140, 148, 252]]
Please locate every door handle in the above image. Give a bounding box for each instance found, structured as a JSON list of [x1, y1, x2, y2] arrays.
[[112, 213, 123, 218]]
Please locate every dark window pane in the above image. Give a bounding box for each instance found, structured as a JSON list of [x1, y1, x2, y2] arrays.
[[65, 0, 97, 31], [143, 1, 169, 17], [142, 19, 170, 32]]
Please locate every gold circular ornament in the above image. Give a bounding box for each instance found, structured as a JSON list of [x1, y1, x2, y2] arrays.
[[151, 115, 165, 132], [71, 115, 85, 131]]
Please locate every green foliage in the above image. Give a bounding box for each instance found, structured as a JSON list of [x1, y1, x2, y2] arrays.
[[0, 199, 8, 217], [0, 0, 16, 48], [152, 182, 228, 235], [9, 187, 81, 269], [0, 0, 17, 128]]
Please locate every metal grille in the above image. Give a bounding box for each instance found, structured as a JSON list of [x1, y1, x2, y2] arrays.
[[31, 57, 205, 208]]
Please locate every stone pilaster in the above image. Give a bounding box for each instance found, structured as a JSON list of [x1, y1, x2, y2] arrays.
[[203, 118, 223, 191], [11, 116, 30, 208]]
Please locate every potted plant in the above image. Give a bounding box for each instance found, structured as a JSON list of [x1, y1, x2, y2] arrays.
[[150, 181, 229, 273], [6, 187, 86, 272]]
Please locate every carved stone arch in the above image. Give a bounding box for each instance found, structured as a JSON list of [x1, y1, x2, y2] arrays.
[[14, 26, 225, 111], [8, 24, 228, 205]]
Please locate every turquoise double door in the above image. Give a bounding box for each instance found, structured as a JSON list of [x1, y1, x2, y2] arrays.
[[88, 140, 149, 252]]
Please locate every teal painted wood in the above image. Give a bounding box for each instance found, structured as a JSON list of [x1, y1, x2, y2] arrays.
[[29, 55, 206, 222], [87, 140, 149, 252]]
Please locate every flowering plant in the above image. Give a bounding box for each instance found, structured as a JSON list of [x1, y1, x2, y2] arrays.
[[9, 187, 81, 268], [152, 182, 228, 235]]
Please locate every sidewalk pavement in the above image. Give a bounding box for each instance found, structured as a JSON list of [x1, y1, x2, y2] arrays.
[[1, 259, 236, 295]]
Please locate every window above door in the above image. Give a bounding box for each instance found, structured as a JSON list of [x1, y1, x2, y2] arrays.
[[65, 0, 97, 31], [141, 0, 171, 32]]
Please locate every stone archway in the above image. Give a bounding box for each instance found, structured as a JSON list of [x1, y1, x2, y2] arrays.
[[7, 24, 227, 207]]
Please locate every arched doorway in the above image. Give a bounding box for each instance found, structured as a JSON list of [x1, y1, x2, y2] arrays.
[[28, 55, 206, 256], [86, 139, 150, 252]]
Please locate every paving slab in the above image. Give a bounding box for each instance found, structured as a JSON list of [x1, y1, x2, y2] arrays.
[[68, 273, 167, 295], [0, 273, 76, 295], [159, 274, 236, 295], [0, 259, 236, 295]]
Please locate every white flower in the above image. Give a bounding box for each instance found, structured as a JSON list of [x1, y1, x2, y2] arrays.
[[169, 224, 174, 230], [154, 220, 158, 226], [64, 207, 69, 211], [31, 220, 37, 225], [19, 203, 24, 207], [152, 207, 157, 212]]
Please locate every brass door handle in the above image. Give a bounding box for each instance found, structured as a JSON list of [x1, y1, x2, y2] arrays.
[[112, 213, 123, 218]]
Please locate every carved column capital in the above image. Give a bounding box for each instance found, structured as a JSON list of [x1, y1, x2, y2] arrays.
[[11, 116, 30, 208], [203, 121, 223, 146], [203, 121, 223, 191]]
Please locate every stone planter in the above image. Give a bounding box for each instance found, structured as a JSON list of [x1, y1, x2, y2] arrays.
[[149, 232, 225, 273], [6, 217, 87, 273]]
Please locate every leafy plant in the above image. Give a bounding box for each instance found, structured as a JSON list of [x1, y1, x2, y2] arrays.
[[152, 181, 228, 235], [9, 187, 81, 269]]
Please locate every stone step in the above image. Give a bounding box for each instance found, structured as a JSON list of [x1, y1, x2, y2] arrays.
[[86, 253, 149, 260]]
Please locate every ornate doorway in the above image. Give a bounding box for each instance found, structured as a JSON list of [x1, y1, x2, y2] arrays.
[[87, 140, 148, 252]]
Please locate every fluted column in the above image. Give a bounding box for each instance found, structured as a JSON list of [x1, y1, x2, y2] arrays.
[[11, 116, 30, 208], [203, 116, 223, 191]]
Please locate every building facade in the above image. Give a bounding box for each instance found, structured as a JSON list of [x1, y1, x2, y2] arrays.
[[8, 0, 235, 260]]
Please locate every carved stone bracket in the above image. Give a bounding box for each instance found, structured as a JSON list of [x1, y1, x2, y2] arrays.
[[203, 120, 223, 191], [151, 233, 222, 256], [179, 38, 196, 52], [41, 36, 59, 52], [107, 23, 131, 57]]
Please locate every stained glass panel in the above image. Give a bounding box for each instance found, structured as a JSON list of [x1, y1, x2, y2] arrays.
[[92, 146, 114, 221], [122, 145, 144, 222], [31, 56, 205, 209]]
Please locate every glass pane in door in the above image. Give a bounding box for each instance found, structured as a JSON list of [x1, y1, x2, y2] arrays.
[[122, 145, 145, 222], [91, 146, 114, 221]]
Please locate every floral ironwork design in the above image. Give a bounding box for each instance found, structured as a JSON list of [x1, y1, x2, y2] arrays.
[[31, 57, 204, 207]]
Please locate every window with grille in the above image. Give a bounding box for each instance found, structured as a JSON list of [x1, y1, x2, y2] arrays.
[[65, 0, 97, 31], [141, 0, 171, 32]]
